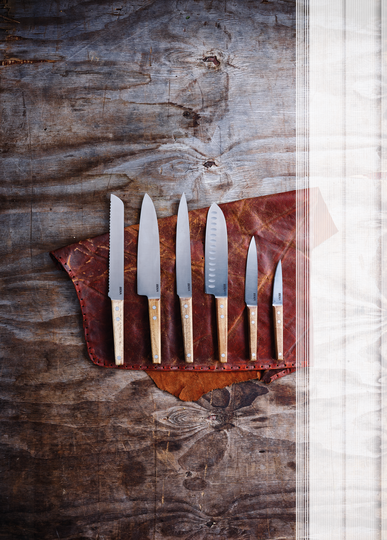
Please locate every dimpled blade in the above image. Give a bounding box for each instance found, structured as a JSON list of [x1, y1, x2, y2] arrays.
[[137, 194, 160, 299], [108, 194, 124, 301], [272, 260, 283, 306], [176, 193, 192, 298], [204, 203, 228, 298], [245, 237, 258, 306]]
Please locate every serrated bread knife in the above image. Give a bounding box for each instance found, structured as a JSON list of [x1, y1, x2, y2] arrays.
[[245, 237, 258, 361], [272, 260, 283, 361], [205, 203, 228, 363], [176, 194, 194, 363], [137, 194, 161, 364], [108, 194, 124, 365]]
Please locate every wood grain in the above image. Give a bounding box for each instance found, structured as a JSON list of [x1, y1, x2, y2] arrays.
[[179, 297, 194, 363], [148, 298, 161, 364], [111, 299, 124, 365], [247, 305, 258, 361], [0, 0, 297, 537], [273, 304, 284, 361], [215, 296, 228, 363]]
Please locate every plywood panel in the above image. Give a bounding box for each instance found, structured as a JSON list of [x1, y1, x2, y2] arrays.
[[0, 0, 387, 540]]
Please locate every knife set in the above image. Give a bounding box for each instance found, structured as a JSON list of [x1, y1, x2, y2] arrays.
[[109, 193, 283, 366]]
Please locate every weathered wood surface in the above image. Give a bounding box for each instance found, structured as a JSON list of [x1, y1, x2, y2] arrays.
[[0, 1, 297, 538]]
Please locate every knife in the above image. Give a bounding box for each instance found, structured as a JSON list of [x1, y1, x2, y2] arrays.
[[205, 203, 228, 363], [272, 260, 283, 361], [137, 194, 161, 364], [176, 194, 193, 363], [245, 237, 258, 361], [108, 194, 124, 366]]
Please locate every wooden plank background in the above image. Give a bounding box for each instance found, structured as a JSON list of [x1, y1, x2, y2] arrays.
[[0, 1, 297, 538]]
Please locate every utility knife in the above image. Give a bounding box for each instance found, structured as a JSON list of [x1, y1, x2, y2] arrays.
[[272, 260, 283, 361], [137, 194, 161, 364], [108, 194, 124, 365], [204, 203, 228, 363], [176, 193, 193, 363], [245, 237, 258, 361]]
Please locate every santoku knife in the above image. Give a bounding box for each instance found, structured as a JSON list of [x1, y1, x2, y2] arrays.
[[272, 260, 283, 361], [205, 203, 228, 363], [245, 237, 258, 361], [176, 193, 193, 363], [108, 194, 124, 366], [137, 194, 161, 364]]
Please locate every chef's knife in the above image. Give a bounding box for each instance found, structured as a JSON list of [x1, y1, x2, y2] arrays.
[[176, 193, 193, 363], [272, 260, 283, 361], [245, 237, 258, 361], [137, 194, 161, 364], [108, 194, 124, 366], [205, 203, 228, 363]]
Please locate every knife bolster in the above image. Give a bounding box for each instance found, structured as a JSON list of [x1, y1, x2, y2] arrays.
[[148, 298, 161, 364], [273, 304, 284, 361], [215, 297, 228, 363], [247, 305, 258, 362], [111, 299, 124, 365], [180, 297, 194, 363]]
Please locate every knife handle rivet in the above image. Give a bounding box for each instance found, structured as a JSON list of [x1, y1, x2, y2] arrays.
[[252, 311, 255, 316], [278, 320, 281, 324], [187, 354, 191, 358], [252, 320, 255, 324], [153, 315, 157, 320], [252, 353, 256, 358], [277, 310, 281, 315], [221, 314, 224, 319], [115, 306, 119, 311], [152, 305, 156, 310], [184, 304, 188, 309], [185, 314, 189, 319], [221, 353, 225, 358], [116, 317, 120, 321], [220, 304, 224, 309], [154, 355, 159, 360], [117, 356, 122, 361]]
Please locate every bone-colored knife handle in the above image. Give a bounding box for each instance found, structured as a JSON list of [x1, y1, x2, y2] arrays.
[[247, 305, 258, 362], [111, 299, 124, 365], [216, 297, 228, 363], [273, 305, 283, 361], [148, 298, 161, 364], [180, 297, 193, 363]]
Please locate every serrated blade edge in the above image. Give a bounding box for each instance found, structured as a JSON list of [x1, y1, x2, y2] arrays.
[[108, 194, 124, 300]]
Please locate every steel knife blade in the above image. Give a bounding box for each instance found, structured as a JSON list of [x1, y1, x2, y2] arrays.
[[272, 260, 283, 361], [108, 194, 124, 365], [205, 203, 228, 363], [137, 193, 161, 364], [245, 237, 258, 361], [176, 193, 193, 363]]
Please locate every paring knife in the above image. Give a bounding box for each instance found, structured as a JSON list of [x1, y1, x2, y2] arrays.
[[176, 194, 193, 363], [205, 203, 228, 363], [137, 194, 161, 364], [108, 194, 124, 366], [245, 237, 258, 361], [272, 260, 283, 361]]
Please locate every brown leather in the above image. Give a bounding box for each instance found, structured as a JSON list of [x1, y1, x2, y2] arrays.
[[50, 189, 335, 399]]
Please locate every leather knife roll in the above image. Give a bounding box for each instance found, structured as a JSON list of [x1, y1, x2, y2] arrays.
[[50, 189, 333, 382]]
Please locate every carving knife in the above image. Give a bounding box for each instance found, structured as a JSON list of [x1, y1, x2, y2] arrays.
[[205, 203, 228, 363], [137, 194, 161, 364], [245, 237, 258, 361], [272, 260, 283, 361], [108, 194, 124, 366], [176, 193, 193, 363]]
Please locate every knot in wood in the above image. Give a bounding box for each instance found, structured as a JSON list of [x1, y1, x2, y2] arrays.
[[207, 411, 233, 429], [203, 55, 220, 67], [203, 160, 216, 169]]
